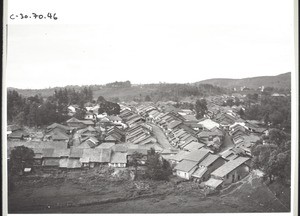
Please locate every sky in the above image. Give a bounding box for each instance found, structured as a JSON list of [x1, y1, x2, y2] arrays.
[[6, 0, 295, 89]]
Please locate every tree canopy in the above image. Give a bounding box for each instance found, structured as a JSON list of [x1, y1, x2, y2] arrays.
[[9, 146, 34, 176], [145, 148, 172, 181]]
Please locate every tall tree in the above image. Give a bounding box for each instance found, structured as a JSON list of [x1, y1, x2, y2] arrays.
[[9, 146, 34, 176], [195, 99, 208, 119]]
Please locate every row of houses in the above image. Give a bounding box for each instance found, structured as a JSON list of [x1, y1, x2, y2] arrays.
[[7, 140, 155, 169]]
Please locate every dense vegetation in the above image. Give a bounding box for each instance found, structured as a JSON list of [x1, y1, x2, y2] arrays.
[[251, 129, 291, 184], [244, 94, 291, 132], [7, 87, 94, 127]]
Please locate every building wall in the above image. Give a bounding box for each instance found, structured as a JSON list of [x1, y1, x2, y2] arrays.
[[176, 170, 190, 180], [109, 163, 126, 168], [222, 164, 250, 185]]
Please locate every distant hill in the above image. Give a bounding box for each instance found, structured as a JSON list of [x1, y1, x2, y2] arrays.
[[195, 72, 291, 90], [7, 72, 290, 101]]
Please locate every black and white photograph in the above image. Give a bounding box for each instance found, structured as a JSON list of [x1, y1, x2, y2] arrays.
[[3, 0, 298, 215]]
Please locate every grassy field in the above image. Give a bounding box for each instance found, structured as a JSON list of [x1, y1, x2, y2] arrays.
[[7, 167, 290, 214]]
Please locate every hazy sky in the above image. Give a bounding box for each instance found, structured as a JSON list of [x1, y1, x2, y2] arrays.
[[6, 0, 294, 89]]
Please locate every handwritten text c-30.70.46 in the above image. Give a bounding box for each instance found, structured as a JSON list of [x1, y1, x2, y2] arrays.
[[10, 13, 58, 20]]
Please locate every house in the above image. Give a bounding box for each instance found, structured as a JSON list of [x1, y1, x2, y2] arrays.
[[107, 115, 123, 124], [208, 156, 251, 187], [80, 148, 111, 168], [198, 119, 220, 130], [76, 126, 98, 139], [77, 137, 100, 148], [174, 149, 211, 180], [7, 130, 30, 141], [183, 141, 205, 152], [191, 154, 227, 183], [96, 142, 115, 149], [174, 160, 199, 180], [84, 111, 97, 121], [7, 125, 21, 135], [66, 117, 86, 128], [47, 123, 72, 134], [109, 152, 127, 168], [45, 130, 70, 142]]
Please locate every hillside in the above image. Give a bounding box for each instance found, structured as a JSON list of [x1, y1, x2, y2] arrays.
[[196, 72, 291, 89], [8, 83, 227, 102]]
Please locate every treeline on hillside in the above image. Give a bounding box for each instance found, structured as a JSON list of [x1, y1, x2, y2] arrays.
[[11, 82, 227, 102], [7, 87, 94, 127], [243, 94, 291, 132], [140, 83, 227, 102], [106, 81, 131, 88]]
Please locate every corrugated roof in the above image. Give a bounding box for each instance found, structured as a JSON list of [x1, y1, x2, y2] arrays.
[[183, 149, 210, 163], [191, 166, 208, 178], [174, 159, 198, 172], [96, 142, 115, 149], [211, 157, 250, 177], [199, 154, 220, 167]]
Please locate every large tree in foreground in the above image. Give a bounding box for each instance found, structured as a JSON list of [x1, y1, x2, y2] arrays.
[[145, 148, 172, 181], [9, 146, 34, 176]]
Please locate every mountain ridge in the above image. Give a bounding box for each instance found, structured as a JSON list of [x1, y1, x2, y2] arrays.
[[195, 72, 291, 89]]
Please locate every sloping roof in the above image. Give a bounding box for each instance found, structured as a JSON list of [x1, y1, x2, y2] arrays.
[[110, 152, 127, 163], [167, 120, 182, 129], [112, 144, 128, 152], [80, 120, 94, 125], [42, 148, 55, 157], [8, 130, 29, 138], [182, 115, 198, 121], [47, 123, 70, 132], [7, 125, 21, 132], [96, 142, 115, 149], [127, 148, 148, 155], [174, 159, 198, 172], [211, 157, 250, 177], [183, 148, 211, 162], [100, 148, 112, 162], [52, 131, 69, 140], [52, 148, 71, 157], [199, 154, 221, 167], [107, 115, 122, 122], [69, 148, 84, 158], [183, 141, 205, 151], [66, 117, 81, 123], [204, 178, 223, 188], [191, 166, 208, 178], [169, 150, 190, 162], [198, 119, 219, 130]]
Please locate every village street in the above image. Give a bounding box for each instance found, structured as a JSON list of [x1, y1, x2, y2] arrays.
[[149, 123, 176, 150]]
